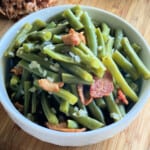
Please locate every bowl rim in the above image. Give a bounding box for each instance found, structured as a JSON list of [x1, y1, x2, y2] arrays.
[[0, 4, 150, 144]]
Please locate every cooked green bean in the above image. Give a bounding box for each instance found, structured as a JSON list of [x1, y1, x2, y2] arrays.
[[101, 22, 110, 43], [96, 28, 106, 58], [4, 23, 32, 57], [61, 62, 94, 83], [67, 119, 79, 129], [41, 93, 59, 124], [81, 12, 97, 55], [105, 93, 122, 121], [63, 8, 83, 30], [31, 92, 37, 114], [52, 35, 63, 43], [31, 19, 46, 31], [59, 100, 70, 115], [122, 37, 150, 79], [95, 98, 106, 109], [114, 29, 123, 50], [103, 56, 138, 102], [62, 73, 92, 85], [24, 81, 31, 116], [118, 104, 126, 117], [43, 45, 78, 64], [112, 50, 139, 80], [87, 101, 105, 124], [132, 43, 142, 54], [105, 36, 114, 56], [18, 60, 59, 81], [54, 89, 78, 105], [69, 107, 104, 130], [27, 30, 52, 42]]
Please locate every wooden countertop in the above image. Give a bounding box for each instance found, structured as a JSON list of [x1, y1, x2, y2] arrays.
[[0, 0, 150, 149]]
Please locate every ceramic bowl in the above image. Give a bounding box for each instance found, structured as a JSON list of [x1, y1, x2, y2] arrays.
[[0, 5, 150, 146]]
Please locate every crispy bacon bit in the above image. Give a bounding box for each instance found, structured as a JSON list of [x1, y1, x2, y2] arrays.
[[14, 102, 24, 112], [11, 66, 23, 75], [77, 84, 93, 106], [0, 0, 57, 20], [90, 71, 114, 98], [45, 122, 86, 132], [38, 79, 64, 93], [117, 89, 129, 105], [62, 28, 86, 46]]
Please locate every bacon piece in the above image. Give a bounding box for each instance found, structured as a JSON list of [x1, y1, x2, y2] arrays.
[[90, 71, 114, 98], [38, 79, 64, 93], [45, 122, 86, 132], [77, 84, 93, 106], [62, 28, 86, 46], [14, 102, 24, 112], [117, 89, 129, 105], [11, 66, 23, 75]]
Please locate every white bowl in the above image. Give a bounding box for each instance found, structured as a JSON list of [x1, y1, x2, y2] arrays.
[[0, 5, 150, 146]]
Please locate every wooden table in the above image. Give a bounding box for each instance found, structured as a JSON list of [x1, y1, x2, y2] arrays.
[[0, 0, 150, 149]]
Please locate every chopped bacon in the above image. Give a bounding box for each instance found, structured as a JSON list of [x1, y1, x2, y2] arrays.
[[14, 102, 24, 112], [77, 84, 93, 106], [11, 66, 23, 75], [117, 89, 129, 105], [45, 122, 86, 132], [62, 28, 86, 46], [90, 71, 114, 98], [38, 79, 64, 93]]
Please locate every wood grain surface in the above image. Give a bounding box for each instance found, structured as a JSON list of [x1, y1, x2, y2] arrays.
[[0, 0, 150, 150]]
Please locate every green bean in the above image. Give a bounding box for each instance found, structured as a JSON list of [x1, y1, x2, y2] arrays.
[[118, 104, 126, 117], [63, 8, 83, 30], [31, 19, 46, 31], [52, 35, 63, 43], [95, 98, 106, 109], [62, 73, 92, 85], [22, 43, 41, 53], [122, 37, 150, 79], [67, 119, 79, 129], [132, 43, 142, 54], [70, 84, 87, 112], [27, 113, 35, 121], [112, 50, 139, 80], [54, 88, 78, 105], [96, 28, 106, 58], [69, 107, 104, 130], [41, 93, 59, 124], [10, 75, 20, 87], [61, 63, 94, 83], [44, 22, 69, 34], [24, 81, 31, 116], [46, 21, 57, 29], [71, 5, 83, 18], [18, 60, 59, 82], [31, 92, 37, 114], [71, 47, 100, 69], [102, 56, 138, 102], [77, 42, 94, 56], [59, 100, 70, 115], [81, 12, 97, 55], [4, 23, 32, 57], [105, 36, 114, 56], [43, 45, 78, 64], [105, 93, 122, 121], [114, 29, 123, 50], [101, 22, 110, 43], [17, 50, 55, 71], [15, 69, 30, 100], [87, 101, 105, 124], [27, 30, 52, 42]]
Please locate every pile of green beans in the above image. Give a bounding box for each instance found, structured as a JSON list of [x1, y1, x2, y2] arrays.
[[5, 5, 150, 131]]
